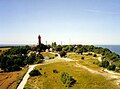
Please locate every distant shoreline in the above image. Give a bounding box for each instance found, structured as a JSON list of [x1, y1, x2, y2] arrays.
[[0, 44, 120, 55], [96, 45, 120, 55]]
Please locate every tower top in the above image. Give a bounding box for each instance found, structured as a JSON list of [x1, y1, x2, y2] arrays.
[[38, 35, 41, 45], [38, 35, 41, 38]]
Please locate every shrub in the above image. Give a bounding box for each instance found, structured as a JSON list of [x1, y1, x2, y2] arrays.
[[107, 64, 116, 71], [12, 65, 21, 71], [59, 51, 66, 57], [99, 60, 109, 68], [93, 54, 97, 57], [60, 72, 76, 87], [81, 56, 84, 60], [36, 59, 44, 63], [87, 53, 92, 55], [55, 54, 58, 57], [6, 65, 21, 72], [29, 69, 41, 76], [53, 69, 58, 73]]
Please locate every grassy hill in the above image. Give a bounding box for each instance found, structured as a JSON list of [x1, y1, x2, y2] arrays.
[[24, 55, 119, 89]]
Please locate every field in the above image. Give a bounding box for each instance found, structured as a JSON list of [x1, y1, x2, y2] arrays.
[[67, 53, 100, 70], [24, 60, 119, 89], [41, 52, 56, 59], [0, 48, 10, 55], [0, 68, 27, 89]]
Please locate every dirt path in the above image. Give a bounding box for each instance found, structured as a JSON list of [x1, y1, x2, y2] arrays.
[[17, 65, 37, 89], [75, 56, 120, 86]]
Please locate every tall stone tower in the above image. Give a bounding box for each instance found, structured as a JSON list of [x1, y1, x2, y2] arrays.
[[38, 35, 41, 46]]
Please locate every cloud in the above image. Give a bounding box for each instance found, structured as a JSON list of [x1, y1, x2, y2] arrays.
[[84, 9, 120, 15]]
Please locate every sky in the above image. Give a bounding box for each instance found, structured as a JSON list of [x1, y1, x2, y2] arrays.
[[0, 0, 120, 45]]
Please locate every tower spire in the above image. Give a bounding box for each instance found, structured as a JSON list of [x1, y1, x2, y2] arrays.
[[38, 35, 41, 45]]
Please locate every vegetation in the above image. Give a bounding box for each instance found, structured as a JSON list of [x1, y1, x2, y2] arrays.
[[0, 44, 46, 72], [29, 69, 42, 76], [99, 60, 109, 68], [61, 72, 76, 87], [59, 51, 66, 57], [1, 43, 120, 73], [53, 69, 59, 73], [41, 52, 55, 59], [52, 44, 120, 71], [25, 62, 119, 89], [107, 64, 116, 71]]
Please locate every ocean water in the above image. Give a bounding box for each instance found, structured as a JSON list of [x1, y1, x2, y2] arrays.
[[96, 45, 120, 55]]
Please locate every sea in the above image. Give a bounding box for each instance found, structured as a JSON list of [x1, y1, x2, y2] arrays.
[[96, 45, 120, 55]]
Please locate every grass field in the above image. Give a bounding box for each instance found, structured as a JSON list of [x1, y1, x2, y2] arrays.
[[41, 52, 56, 59], [67, 53, 100, 70], [0, 48, 10, 55], [24, 61, 119, 89], [0, 67, 28, 89]]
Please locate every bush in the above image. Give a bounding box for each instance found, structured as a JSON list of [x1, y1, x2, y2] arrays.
[[81, 56, 84, 60], [36, 59, 44, 63], [12, 65, 21, 71], [6, 65, 21, 72], [59, 51, 66, 57], [53, 69, 58, 73], [60, 72, 76, 87], [55, 54, 58, 57], [29, 69, 41, 76], [107, 64, 116, 71], [87, 53, 92, 56], [99, 60, 109, 68], [93, 54, 97, 57]]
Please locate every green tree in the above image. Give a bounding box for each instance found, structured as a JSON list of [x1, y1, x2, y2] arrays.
[[55, 45, 62, 51], [29, 69, 41, 76]]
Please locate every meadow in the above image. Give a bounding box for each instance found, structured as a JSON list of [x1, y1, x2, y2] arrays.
[[25, 57, 118, 89]]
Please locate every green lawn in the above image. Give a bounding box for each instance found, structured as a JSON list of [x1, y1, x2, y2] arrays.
[[24, 61, 119, 89]]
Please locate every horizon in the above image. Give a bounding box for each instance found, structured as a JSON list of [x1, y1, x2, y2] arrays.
[[0, 0, 120, 45]]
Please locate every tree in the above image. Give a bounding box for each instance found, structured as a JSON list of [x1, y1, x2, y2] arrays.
[[52, 42, 57, 47], [14, 58, 22, 66], [36, 54, 44, 63], [75, 48, 83, 55], [55, 45, 62, 51]]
